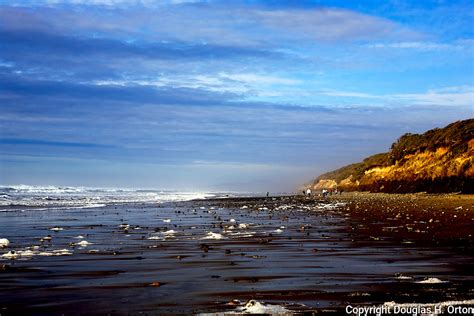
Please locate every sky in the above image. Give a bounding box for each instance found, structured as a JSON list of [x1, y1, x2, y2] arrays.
[[0, 0, 473, 192]]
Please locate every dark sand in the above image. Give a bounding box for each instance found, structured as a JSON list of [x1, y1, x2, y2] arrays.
[[0, 194, 473, 314]]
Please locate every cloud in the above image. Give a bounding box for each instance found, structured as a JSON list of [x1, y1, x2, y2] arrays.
[[92, 72, 301, 96], [318, 90, 380, 99], [317, 86, 474, 107], [2, 74, 471, 190], [2, 0, 202, 8], [219, 73, 300, 85], [252, 8, 420, 42], [0, 138, 114, 148], [366, 40, 474, 51], [391, 86, 474, 107], [0, 74, 238, 106], [0, 4, 421, 46], [0, 29, 277, 61], [0, 25, 291, 89]]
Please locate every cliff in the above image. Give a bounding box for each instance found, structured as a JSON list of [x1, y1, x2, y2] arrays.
[[311, 119, 474, 193]]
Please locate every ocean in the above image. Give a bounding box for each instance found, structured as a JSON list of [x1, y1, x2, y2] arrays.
[[0, 185, 224, 211]]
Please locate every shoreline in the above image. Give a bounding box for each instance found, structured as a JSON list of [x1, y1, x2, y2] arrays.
[[0, 192, 472, 314], [327, 192, 474, 250], [204, 192, 474, 249]]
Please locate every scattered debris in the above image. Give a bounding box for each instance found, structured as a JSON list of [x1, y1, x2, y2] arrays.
[[416, 277, 448, 284], [202, 232, 225, 240], [0, 238, 10, 248], [236, 299, 291, 314]]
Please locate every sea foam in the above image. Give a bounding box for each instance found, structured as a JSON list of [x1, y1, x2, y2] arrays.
[[0, 185, 215, 210]]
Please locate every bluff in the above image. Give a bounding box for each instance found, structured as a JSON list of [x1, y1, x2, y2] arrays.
[[311, 119, 474, 194]]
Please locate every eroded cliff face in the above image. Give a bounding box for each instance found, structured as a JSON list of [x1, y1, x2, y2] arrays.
[[311, 120, 474, 193]]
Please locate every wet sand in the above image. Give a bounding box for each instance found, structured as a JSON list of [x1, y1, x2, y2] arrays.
[[0, 194, 473, 314], [327, 192, 474, 251]]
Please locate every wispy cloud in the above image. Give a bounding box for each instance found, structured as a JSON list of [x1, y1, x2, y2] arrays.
[[318, 86, 474, 107], [93, 72, 301, 96], [252, 8, 420, 42], [0, 4, 421, 46], [0, 138, 114, 148], [366, 40, 474, 51], [220, 73, 300, 85], [4, 0, 207, 7], [391, 86, 474, 107], [318, 90, 380, 99], [0, 29, 277, 61]]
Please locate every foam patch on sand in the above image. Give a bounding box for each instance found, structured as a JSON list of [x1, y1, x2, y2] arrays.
[[38, 249, 73, 256], [200, 299, 292, 315], [317, 202, 346, 211], [236, 300, 291, 314], [275, 205, 293, 211], [225, 231, 256, 238], [202, 232, 225, 240], [0, 238, 10, 248], [76, 240, 92, 247], [148, 230, 177, 240], [147, 236, 162, 240], [416, 277, 448, 284], [2, 247, 73, 259], [394, 274, 413, 280], [2, 250, 36, 259]]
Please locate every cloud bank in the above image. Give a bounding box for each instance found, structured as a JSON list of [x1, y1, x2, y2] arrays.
[[1, 0, 472, 190]]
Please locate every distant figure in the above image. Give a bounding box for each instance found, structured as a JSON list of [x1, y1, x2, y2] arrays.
[[266, 191, 269, 198], [322, 189, 328, 198], [306, 188, 312, 197]]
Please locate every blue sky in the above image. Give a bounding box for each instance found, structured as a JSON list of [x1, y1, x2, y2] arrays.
[[0, 0, 473, 191]]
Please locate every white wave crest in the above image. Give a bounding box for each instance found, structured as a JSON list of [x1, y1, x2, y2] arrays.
[[0, 185, 216, 210]]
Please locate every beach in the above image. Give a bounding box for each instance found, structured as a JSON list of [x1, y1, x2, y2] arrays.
[[0, 193, 473, 314]]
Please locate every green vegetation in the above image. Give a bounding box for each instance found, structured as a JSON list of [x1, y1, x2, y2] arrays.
[[389, 119, 474, 162], [315, 152, 389, 183], [313, 119, 474, 193]]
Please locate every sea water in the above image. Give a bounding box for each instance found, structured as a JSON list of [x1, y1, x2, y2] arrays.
[[0, 184, 219, 211]]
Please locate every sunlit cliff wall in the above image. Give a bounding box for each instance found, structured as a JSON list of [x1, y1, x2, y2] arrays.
[[311, 119, 474, 193]]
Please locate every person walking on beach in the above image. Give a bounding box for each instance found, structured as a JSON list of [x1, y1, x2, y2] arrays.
[[306, 188, 312, 197]]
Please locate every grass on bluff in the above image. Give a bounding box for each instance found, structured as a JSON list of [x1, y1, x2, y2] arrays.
[[315, 119, 474, 184]]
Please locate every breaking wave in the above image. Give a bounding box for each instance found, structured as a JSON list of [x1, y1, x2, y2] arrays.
[[0, 185, 216, 210]]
